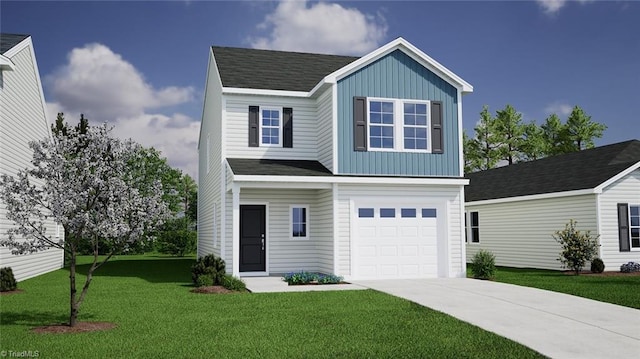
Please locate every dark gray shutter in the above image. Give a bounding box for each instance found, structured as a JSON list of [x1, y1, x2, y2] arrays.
[[618, 203, 630, 252], [353, 96, 367, 151], [283, 107, 293, 148], [248, 106, 259, 147], [431, 101, 443, 154]]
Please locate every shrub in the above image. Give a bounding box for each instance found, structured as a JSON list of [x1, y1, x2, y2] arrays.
[[195, 274, 214, 287], [191, 255, 226, 285], [317, 274, 344, 284], [590, 258, 605, 273], [470, 250, 496, 280], [554, 219, 599, 275], [282, 271, 344, 285], [620, 262, 640, 273], [221, 275, 246, 291], [0, 267, 18, 292], [157, 229, 196, 256]]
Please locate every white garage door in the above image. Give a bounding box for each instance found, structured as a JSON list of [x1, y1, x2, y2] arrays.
[[354, 206, 438, 279]]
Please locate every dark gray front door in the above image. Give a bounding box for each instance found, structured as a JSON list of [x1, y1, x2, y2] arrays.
[[240, 205, 266, 272]]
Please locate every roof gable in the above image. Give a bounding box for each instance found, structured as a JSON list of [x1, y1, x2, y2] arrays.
[[465, 140, 640, 202], [212, 46, 357, 92], [1, 33, 29, 55]]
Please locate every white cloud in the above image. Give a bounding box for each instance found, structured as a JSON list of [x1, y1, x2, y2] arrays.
[[249, 0, 387, 55], [537, 0, 594, 15], [544, 102, 573, 116], [45, 44, 199, 178]]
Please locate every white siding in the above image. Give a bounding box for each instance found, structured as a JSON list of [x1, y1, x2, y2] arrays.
[[316, 88, 333, 172], [197, 52, 223, 259], [466, 194, 598, 270], [0, 39, 63, 281], [224, 95, 318, 160], [598, 169, 640, 268], [336, 184, 464, 278], [227, 188, 333, 274]]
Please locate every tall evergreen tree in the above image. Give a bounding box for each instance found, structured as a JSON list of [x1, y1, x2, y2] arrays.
[[520, 122, 545, 161], [564, 106, 607, 151], [540, 114, 567, 156], [465, 106, 502, 172], [494, 104, 525, 165]]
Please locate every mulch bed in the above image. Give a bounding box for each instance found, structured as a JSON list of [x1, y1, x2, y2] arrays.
[[31, 322, 117, 334], [190, 285, 233, 294], [0, 289, 24, 296], [562, 270, 640, 277]]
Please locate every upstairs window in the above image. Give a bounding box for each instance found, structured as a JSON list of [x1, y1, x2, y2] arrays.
[[369, 100, 395, 149], [403, 103, 428, 150], [261, 108, 281, 145]]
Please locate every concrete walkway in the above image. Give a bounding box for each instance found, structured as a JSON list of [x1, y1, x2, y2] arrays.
[[353, 278, 640, 359], [244, 276, 366, 293]]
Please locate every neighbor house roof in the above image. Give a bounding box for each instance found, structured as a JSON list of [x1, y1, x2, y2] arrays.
[[0, 33, 29, 54], [465, 140, 640, 202], [227, 159, 333, 177], [212, 46, 357, 92]]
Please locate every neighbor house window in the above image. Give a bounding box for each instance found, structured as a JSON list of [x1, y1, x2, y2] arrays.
[[630, 205, 639, 249], [469, 211, 480, 243], [366, 98, 431, 152], [291, 205, 308, 239], [261, 108, 281, 145]]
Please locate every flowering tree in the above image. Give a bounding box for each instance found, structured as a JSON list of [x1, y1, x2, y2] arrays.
[[554, 219, 600, 275], [0, 121, 168, 326]]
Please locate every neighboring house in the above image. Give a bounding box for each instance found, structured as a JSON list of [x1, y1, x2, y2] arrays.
[[465, 140, 640, 271], [0, 34, 64, 281], [198, 37, 473, 280]]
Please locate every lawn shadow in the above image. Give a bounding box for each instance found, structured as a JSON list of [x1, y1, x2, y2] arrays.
[[64, 258, 194, 284], [0, 310, 90, 328]]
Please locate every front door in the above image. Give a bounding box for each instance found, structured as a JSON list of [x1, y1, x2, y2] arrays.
[[240, 205, 266, 272]]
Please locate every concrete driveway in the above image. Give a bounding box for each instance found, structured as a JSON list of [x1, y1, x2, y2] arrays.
[[353, 278, 640, 359]]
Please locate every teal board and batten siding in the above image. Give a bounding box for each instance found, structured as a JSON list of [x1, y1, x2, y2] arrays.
[[337, 50, 460, 176]]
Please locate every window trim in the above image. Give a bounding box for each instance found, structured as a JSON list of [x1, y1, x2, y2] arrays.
[[290, 205, 309, 240], [366, 97, 432, 153], [259, 106, 283, 147], [629, 204, 640, 250]]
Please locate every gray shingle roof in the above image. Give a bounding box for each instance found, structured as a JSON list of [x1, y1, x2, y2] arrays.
[[227, 158, 333, 177], [1, 33, 29, 54], [212, 46, 358, 92], [465, 140, 640, 202]]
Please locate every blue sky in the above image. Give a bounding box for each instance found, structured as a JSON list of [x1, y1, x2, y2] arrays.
[[2, 0, 638, 178]]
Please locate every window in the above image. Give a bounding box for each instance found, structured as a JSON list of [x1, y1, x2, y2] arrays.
[[358, 208, 374, 218], [631, 205, 639, 249], [401, 208, 416, 218], [291, 205, 308, 239], [422, 208, 437, 218], [366, 98, 431, 152], [261, 108, 281, 145], [469, 211, 480, 243], [380, 208, 396, 218]]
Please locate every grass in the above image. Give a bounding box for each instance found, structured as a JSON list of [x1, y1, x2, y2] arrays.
[[0, 255, 543, 358], [477, 266, 640, 309]]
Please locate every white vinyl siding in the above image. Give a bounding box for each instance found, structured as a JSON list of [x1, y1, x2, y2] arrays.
[[0, 40, 64, 281], [316, 88, 333, 172], [598, 168, 640, 268], [336, 184, 464, 278], [224, 95, 318, 160], [466, 194, 598, 270], [197, 52, 223, 259]]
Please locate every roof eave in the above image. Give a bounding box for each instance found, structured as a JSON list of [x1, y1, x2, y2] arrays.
[[594, 160, 640, 193], [0, 54, 15, 70]]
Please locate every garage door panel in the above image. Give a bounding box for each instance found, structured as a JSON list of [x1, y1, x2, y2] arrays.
[[355, 203, 440, 279]]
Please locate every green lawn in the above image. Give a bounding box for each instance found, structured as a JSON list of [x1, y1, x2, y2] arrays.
[[0, 255, 543, 358], [480, 266, 640, 309]]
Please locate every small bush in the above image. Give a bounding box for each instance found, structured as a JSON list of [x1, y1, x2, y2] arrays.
[[0, 267, 18, 292], [470, 250, 496, 280], [620, 262, 640, 273], [282, 271, 344, 285], [317, 274, 344, 284], [221, 275, 246, 291], [157, 229, 196, 257], [554, 219, 600, 275], [195, 274, 214, 287], [191, 255, 226, 285], [590, 258, 605, 273]]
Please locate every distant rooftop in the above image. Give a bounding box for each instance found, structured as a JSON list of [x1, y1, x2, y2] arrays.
[[212, 46, 358, 92], [465, 140, 640, 202], [1, 33, 29, 54]]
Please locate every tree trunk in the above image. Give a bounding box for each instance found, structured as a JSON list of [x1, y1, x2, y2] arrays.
[[69, 253, 78, 327]]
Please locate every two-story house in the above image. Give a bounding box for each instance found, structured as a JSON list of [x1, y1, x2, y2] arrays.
[[198, 38, 473, 280]]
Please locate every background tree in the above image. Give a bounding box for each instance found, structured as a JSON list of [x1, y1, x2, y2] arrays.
[[0, 119, 168, 327], [540, 114, 567, 156], [494, 104, 525, 165], [520, 122, 545, 161], [564, 106, 607, 151], [465, 106, 502, 172]]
